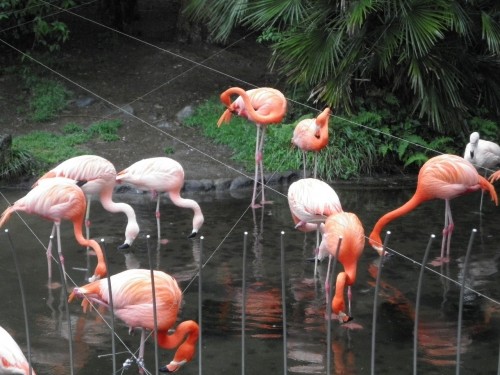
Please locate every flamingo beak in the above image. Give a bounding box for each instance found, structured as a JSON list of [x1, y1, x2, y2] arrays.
[[117, 242, 130, 250], [187, 230, 198, 239]]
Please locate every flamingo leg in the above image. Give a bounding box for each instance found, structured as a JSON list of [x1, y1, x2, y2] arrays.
[[47, 224, 56, 281], [251, 126, 261, 208], [156, 194, 161, 241], [313, 153, 318, 179], [55, 222, 67, 284], [444, 200, 454, 261], [137, 328, 147, 372], [258, 125, 272, 206], [314, 224, 320, 276], [85, 194, 92, 244], [347, 285, 352, 317], [302, 151, 307, 178]]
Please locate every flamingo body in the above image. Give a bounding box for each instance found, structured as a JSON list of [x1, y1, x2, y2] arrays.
[[287, 178, 342, 232], [116, 157, 204, 238], [36, 155, 140, 249], [368, 154, 498, 260], [0, 177, 107, 281], [69, 269, 199, 372], [464, 132, 500, 171], [0, 326, 36, 375], [292, 108, 331, 178], [318, 212, 365, 322], [218, 87, 287, 208]]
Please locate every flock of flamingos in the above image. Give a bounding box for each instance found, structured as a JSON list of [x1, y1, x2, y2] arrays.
[[1, 86, 500, 373]]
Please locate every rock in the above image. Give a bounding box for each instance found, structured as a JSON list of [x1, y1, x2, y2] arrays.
[[0, 134, 12, 166], [176, 105, 194, 122], [230, 176, 253, 190]]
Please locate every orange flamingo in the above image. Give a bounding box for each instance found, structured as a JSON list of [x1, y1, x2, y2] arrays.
[[0, 326, 36, 375], [0, 177, 106, 282], [369, 154, 498, 264], [318, 212, 365, 323], [35, 155, 140, 250], [116, 157, 204, 240], [69, 268, 199, 373], [291, 107, 331, 178], [218, 87, 287, 208], [287, 178, 343, 274]]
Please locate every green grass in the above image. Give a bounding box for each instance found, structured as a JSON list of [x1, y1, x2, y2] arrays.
[[1, 120, 123, 180], [29, 79, 69, 122], [182, 98, 381, 180]]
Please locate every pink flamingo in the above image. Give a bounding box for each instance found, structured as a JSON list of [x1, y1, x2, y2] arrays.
[[0, 177, 106, 283], [0, 326, 36, 375], [218, 87, 287, 208], [292, 107, 331, 178], [116, 157, 204, 240], [318, 212, 365, 323], [287, 178, 343, 274], [35, 155, 140, 249], [369, 154, 498, 264], [69, 268, 199, 372]]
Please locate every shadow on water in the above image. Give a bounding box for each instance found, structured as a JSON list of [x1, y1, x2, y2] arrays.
[[1, 182, 500, 374]]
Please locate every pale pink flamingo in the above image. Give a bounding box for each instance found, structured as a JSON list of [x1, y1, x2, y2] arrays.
[[35, 155, 140, 249], [0, 177, 106, 283], [318, 212, 365, 323], [464, 132, 500, 211], [0, 326, 36, 375], [69, 268, 199, 372], [218, 87, 287, 208], [369, 154, 498, 264], [292, 107, 331, 178], [116, 157, 204, 240], [287, 178, 343, 274]]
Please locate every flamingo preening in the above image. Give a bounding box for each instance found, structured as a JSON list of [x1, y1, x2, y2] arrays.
[[218, 87, 287, 208]]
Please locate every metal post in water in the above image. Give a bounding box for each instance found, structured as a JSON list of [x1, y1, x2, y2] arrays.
[[52, 233, 74, 375], [198, 236, 204, 375], [371, 231, 391, 375], [413, 234, 435, 375], [100, 239, 117, 374], [280, 231, 288, 375], [5, 229, 34, 375], [326, 237, 342, 375], [242, 231, 248, 375], [456, 228, 477, 375], [146, 235, 159, 375]]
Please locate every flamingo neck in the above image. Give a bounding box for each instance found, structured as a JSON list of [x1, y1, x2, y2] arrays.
[[72, 220, 106, 278], [333, 272, 347, 314], [157, 320, 199, 370], [369, 194, 424, 251]]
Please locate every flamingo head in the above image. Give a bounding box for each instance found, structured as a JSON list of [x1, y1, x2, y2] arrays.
[[368, 232, 385, 256]]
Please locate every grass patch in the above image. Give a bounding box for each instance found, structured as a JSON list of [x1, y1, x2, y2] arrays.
[[3, 120, 123, 180], [182, 98, 380, 180], [29, 79, 69, 122]]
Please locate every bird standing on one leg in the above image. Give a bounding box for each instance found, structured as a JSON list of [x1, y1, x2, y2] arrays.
[[318, 212, 365, 323], [69, 268, 200, 373], [218, 87, 287, 208], [368, 154, 498, 265], [116, 157, 204, 241], [292, 107, 331, 178], [35, 155, 140, 249]]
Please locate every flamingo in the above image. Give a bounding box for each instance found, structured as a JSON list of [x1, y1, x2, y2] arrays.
[[69, 268, 199, 373], [0, 326, 36, 375], [464, 132, 500, 211], [218, 87, 287, 208], [0, 177, 107, 282], [291, 107, 331, 178], [116, 157, 204, 240], [368, 154, 498, 264], [35, 155, 140, 250], [287, 178, 343, 274], [318, 212, 365, 323]]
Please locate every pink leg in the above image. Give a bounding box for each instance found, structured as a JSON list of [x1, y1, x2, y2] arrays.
[[156, 195, 161, 241], [251, 126, 261, 208], [258, 125, 272, 206]]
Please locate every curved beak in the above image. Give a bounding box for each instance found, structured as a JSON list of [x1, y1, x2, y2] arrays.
[[188, 230, 198, 239]]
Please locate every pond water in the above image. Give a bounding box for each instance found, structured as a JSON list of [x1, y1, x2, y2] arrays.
[[1, 181, 500, 375]]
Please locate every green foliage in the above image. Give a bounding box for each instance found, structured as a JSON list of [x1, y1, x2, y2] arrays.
[[29, 79, 69, 122], [10, 120, 122, 175], [163, 146, 175, 155], [0, 149, 37, 180], [185, 0, 500, 134], [468, 117, 499, 140], [1, 0, 73, 52]]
